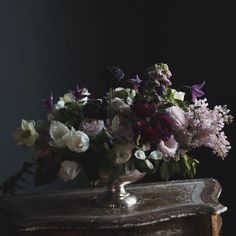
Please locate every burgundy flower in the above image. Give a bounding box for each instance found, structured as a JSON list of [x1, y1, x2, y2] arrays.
[[133, 101, 155, 118], [151, 112, 172, 141], [41, 92, 53, 109], [191, 81, 205, 102], [134, 120, 159, 143]]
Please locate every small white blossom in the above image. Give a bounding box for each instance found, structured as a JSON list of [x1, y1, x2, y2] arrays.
[[58, 160, 81, 182], [172, 89, 185, 101]]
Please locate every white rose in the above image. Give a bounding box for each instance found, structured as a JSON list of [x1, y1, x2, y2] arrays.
[[58, 160, 81, 182], [158, 135, 178, 159], [49, 121, 70, 148], [172, 89, 185, 101], [80, 119, 104, 138], [166, 106, 187, 129], [65, 128, 89, 153]]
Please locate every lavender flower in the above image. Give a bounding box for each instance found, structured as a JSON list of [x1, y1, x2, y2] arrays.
[[127, 75, 142, 90], [147, 63, 172, 87], [190, 81, 205, 102]]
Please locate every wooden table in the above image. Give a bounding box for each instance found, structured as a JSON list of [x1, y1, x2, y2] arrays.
[[0, 178, 226, 236]]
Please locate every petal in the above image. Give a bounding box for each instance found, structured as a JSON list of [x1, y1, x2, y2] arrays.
[[145, 160, 154, 169], [134, 150, 146, 160], [150, 151, 163, 160]]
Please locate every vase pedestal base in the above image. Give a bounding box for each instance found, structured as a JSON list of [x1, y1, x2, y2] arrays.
[[96, 183, 141, 208]]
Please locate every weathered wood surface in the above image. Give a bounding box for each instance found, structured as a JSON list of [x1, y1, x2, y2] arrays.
[[0, 178, 226, 234]]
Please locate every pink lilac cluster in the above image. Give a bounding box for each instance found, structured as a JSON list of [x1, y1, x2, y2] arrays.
[[177, 99, 233, 158]]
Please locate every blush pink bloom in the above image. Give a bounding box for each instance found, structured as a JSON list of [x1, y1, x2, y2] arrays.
[[158, 135, 178, 158], [166, 106, 187, 129]]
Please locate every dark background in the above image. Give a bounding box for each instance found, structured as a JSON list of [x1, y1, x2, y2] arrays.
[[0, 0, 235, 234]]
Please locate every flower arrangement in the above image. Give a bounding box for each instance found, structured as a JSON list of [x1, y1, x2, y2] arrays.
[[0, 63, 233, 194]]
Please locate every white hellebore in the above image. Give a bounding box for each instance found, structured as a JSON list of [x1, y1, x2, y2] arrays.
[[65, 128, 89, 153], [12, 119, 39, 147], [134, 150, 162, 170], [49, 121, 70, 148], [172, 89, 185, 101], [58, 160, 81, 182]]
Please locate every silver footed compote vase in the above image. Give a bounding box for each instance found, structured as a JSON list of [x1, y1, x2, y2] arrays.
[[97, 161, 146, 208]]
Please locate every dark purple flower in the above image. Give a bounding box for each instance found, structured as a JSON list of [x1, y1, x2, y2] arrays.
[[99, 66, 125, 88], [133, 101, 155, 118], [41, 92, 53, 109], [83, 98, 107, 120], [127, 75, 142, 90], [191, 81, 205, 102], [150, 112, 172, 141]]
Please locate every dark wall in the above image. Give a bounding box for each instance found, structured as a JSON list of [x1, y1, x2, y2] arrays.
[[0, 0, 235, 234]]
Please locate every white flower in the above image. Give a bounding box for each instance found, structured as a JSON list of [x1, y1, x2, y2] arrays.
[[49, 121, 70, 148], [65, 128, 89, 153], [12, 119, 39, 147], [134, 150, 162, 170], [78, 88, 90, 104], [52, 92, 75, 112], [58, 160, 81, 182], [172, 89, 185, 101], [54, 100, 65, 110], [80, 119, 104, 138], [166, 106, 187, 129], [158, 135, 178, 159], [109, 143, 132, 165]]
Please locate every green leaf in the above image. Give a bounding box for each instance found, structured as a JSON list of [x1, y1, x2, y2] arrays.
[[111, 115, 120, 132], [174, 99, 188, 111], [160, 161, 174, 181]]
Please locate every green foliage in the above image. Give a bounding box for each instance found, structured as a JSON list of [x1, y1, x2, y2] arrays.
[[159, 155, 199, 181]]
